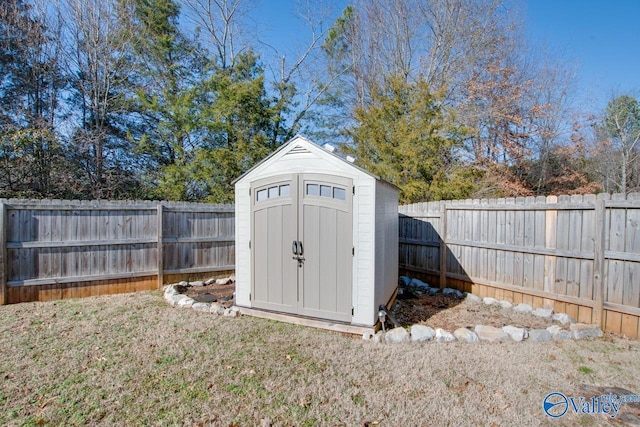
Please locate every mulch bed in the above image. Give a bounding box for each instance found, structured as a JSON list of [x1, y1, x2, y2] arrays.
[[179, 281, 235, 306], [392, 285, 557, 331]]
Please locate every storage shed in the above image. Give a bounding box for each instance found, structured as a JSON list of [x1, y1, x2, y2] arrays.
[[234, 135, 398, 329]]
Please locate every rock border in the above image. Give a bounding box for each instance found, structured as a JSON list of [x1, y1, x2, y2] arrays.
[[366, 276, 604, 344], [163, 276, 240, 318]]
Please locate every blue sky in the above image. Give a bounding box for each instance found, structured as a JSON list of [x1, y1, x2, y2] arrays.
[[249, 1, 640, 112], [526, 0, 640, 111]]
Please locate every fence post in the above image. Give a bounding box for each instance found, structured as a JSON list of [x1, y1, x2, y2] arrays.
[[439, 201, 447, 290], [592, 198, 606, 327], [157, 203, 164, 290], [0, 202, 6, 305]]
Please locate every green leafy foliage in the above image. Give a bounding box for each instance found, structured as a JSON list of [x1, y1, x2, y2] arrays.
[[348, 76, 470, 203]]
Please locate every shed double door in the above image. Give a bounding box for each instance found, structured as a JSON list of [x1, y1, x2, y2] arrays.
[[251, 173, 353, 322]]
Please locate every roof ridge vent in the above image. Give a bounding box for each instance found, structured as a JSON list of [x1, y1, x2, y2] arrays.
[[323, 143, 336, 153]]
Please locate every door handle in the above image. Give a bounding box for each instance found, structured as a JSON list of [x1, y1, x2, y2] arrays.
[[292, 240, 299, 259], [297, 241, 304, 261]]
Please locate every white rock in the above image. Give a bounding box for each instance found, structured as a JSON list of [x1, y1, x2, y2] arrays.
[[228, 274, 236, 282], [474, 325, 511, 342], [176, 296, 196, 308], [385, 327, 410, 344], [410, 325, 435, 342], [465, 293, 482, 303], [373, 331, 385, 343], [178, 281, 189, 286], [191, 302, 211, 312], [546, 325, 573, 341], [167, 294, 188, 306], [362, 332, 374, 341], [410, 278, 430, 289], [223, 307, 240, 317], [499, 300, 513, 309], [204, 278, 216, 285], [552, 313, 575, 325], [502, 325, 527, 342], [528, 329, 552, 342], [482, 297, 499, 306], [164, 287, 179, 299], [427, 287, 440, 295], [513, 303, 533, 313], [453, 328, 479, 343], [216, 277, 231, 285], [570, 323, 603, 339], [190, 280, 205, 287], [435, 328, 457, 343], [209, 302, 226, 315], [532, 308, 554, 319]]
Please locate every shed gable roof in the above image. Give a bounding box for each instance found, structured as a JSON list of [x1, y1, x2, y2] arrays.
[[234, 134, 385, 185]]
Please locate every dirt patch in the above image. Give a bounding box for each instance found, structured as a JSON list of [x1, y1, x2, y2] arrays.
[[179, 281, 235, 305], [393, 286, 558, 331]]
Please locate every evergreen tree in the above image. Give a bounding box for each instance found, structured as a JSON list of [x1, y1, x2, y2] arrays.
[[348, 76, 471, 204]]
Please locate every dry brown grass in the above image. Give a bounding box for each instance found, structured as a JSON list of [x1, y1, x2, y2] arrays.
[[1, 291, 639, 426]]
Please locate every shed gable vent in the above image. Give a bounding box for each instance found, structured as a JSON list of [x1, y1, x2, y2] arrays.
[[285, 145, 310, 156]]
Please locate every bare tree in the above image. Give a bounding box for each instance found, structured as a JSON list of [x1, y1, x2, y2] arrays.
[[593, 94, 640, 194], [58, 0, 139, 198]]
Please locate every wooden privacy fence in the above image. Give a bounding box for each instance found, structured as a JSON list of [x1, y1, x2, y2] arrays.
[[0, 199, 234, 304], [399, 193, 640, 339]]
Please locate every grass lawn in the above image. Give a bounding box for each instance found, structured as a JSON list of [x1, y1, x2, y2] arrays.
[[1, 291, 638, 426]]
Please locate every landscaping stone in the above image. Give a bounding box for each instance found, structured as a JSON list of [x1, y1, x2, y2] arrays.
[[209, 302, 226, 315], [410, 278, 429, 289], [176, 296, 196, 308], [502, 325, 527, 342], [513, 303, 533, 313], [167, 294, 188, 306], [410, 325, 435, 342], [190, 280, 205, 287], [499, 300, 513, 309], [216, 277, 231, 285], [528, 329, 552, 342], [164, 285, 179, 297], [191, 302, 211, 312], [373, 330, 385, 343], [223, 307, 240, 317], [362, 331, 374, 341], [532, 308, 554, 319], [570, 323, 603, 339], [427, 287, 440, 295], [435, 328, 457, 343], [465, 293, 482, 303], [482, 297, 499, 306], [552, 313, 574, 325], [453, 328, 479, 343], [546, 325, 573, 341], [399, 276, 411, 286], [229, 274, 236, 282], [178, 281, 188, 286], [385, 327, 410, 344], [474, 325, 510, 342], [204, 278, 216, 285]]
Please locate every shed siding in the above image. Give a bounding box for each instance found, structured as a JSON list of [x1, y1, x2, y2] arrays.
[[235, 136, 398, 327], [235, 184, 251, 306], [374, 182, 399, 321], [352, 181, 376, 325]]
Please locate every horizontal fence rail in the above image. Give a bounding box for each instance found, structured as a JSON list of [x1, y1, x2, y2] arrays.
[[399, 192, 640, 339], [0, 199, 234, 304]]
